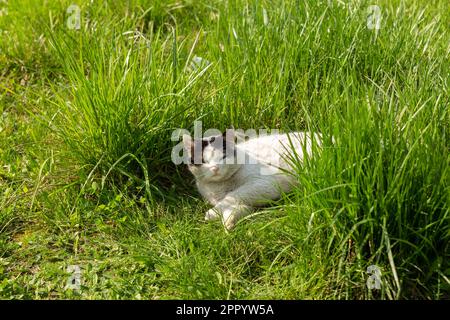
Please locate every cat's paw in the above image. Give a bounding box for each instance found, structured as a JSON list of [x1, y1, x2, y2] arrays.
[[223, 214, 237, 231], [205, 208, 220, 221]]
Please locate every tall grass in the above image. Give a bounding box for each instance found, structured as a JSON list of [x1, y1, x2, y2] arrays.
[[1, 0, 448, 298]]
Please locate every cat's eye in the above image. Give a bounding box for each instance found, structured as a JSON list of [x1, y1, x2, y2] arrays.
[[210, 137, 216, 143]]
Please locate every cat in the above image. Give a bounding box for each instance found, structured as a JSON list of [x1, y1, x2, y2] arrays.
[[182, 129, 322, 230]]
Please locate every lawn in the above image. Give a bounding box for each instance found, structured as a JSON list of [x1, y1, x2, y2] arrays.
[[0, 0, 448, 299]]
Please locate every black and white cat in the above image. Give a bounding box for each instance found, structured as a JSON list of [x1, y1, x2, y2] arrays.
[[182, 130, 322, 230]]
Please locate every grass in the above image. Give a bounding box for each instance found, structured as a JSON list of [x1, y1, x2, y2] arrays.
[[0, 0, 449, 299]]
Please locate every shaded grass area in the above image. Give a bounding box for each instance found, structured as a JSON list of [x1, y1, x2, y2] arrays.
[[0, 0, 449, 299]]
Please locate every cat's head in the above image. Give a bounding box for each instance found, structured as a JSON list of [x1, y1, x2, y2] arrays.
[[182, 130, 241, 182]]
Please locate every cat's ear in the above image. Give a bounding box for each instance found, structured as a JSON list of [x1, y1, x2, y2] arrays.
[[182, 134, 193, 152], [222, 128, 235, 142]]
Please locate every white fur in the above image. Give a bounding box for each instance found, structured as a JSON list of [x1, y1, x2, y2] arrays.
[[183, 131, 322, 230]]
